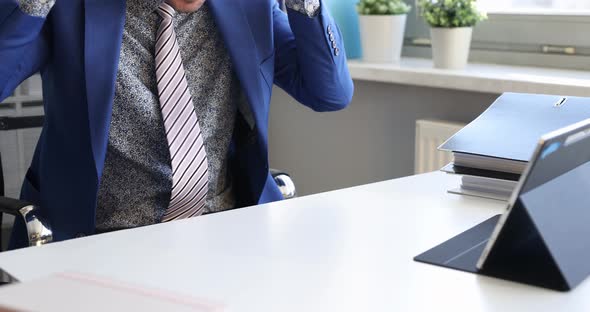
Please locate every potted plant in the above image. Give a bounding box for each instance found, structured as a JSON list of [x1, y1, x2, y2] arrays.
[[418, 0, 487, 69], [357, 0, 412, 63]]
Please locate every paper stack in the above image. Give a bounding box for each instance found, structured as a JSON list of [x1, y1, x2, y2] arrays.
[[441, 155, 523, 201]]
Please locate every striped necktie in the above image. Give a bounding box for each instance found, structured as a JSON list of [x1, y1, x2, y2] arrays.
[[156, 3, 209, 221]]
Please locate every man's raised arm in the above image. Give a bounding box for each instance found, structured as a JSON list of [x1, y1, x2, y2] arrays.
[[272, 0, 354, 112]]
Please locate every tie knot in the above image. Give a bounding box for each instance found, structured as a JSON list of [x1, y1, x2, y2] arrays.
[[157, 3, 176, 20]]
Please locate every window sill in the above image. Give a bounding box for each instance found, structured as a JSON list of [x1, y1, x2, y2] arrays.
[[348, 58, 590, 97]]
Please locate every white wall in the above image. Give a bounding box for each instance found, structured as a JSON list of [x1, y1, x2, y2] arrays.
[[268, 81, 499, 196], [2, 78, 498, 200]]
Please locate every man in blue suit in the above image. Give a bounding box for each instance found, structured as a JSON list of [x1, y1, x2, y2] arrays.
[[0, 0, 353, 247]]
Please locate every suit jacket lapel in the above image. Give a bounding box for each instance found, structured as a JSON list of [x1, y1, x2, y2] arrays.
[[208, 0, 265, 132], [84, 0, 126, 178]]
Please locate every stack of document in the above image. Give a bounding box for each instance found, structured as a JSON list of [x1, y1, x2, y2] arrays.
[[452, 153, 527, 174], [441, 157, 522, 201], [439, 92, 590, 201], [447, 153, 524, 201], [460, 175, 517, 199], [441, 156, 523, 201]]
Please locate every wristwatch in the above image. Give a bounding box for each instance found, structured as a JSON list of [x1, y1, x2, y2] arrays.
[[285, 0, 320, 18]]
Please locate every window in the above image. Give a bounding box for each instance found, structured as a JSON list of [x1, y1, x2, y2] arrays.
[[403, 0, 590, 70], [479, 0, 590, 14]]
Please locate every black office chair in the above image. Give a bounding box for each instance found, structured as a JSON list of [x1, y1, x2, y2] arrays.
[[0, 116, 52, 248], [0, 116, 296, 248]]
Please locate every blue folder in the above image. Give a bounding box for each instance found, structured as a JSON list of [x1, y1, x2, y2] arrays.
[[440, 92, 590, 162]]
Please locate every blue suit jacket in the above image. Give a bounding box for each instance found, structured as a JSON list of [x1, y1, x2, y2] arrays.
[[0, 0, 353, 247]]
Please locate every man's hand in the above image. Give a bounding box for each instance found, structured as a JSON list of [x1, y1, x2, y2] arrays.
[[17, 0, 56, 17], [166, 0, 207, 13], [285, 0, 320, 18]]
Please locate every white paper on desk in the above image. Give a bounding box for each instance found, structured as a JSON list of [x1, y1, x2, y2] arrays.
[[0, 272, 224, 312], [448, 187, 509, 202]]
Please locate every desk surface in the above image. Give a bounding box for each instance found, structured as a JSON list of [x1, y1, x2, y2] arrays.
[[0, 172, 588, 311]]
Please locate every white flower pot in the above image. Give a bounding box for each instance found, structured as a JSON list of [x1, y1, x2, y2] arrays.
[[430, 27, 473, 70], [359, 14, 407, 63]]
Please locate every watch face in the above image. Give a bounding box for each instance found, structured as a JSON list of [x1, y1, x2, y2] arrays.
[[304, 0, 320, 16], [285, 0, 320, 17]]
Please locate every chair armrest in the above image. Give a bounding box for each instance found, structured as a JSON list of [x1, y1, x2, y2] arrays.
[[0, 197, 53, 247], [270, 169, 297, 200], [0, 116, 44, 131], [0, 197, 33, 215]]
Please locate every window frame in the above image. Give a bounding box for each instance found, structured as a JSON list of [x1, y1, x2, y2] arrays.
[[403, 1, 590, 71]]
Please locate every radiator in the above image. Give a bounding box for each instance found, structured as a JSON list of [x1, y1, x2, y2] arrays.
[[415, 119, 465, 174]]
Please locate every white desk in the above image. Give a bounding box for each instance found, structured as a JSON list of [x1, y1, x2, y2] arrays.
[[0, 172, 588, 311]]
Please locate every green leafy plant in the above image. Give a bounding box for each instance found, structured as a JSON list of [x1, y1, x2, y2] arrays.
[[418, 0, 487, 28], [357, 0, 412, 15]]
